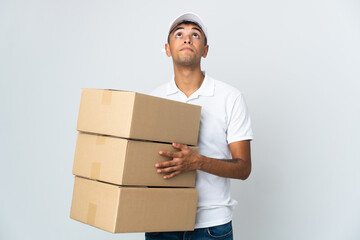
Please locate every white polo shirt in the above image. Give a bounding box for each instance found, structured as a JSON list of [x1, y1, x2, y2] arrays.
[[150, 72, 253, 229]]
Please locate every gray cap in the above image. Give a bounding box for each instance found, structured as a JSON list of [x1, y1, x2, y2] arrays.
[[168, 12, 208, 40]]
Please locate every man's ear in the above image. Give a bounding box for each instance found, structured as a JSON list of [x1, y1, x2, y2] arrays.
[[165, 43, 172, 57], [202, 45, 209, 58]]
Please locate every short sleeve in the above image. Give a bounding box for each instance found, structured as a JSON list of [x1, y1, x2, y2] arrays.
[[226, 93, 253, 144]]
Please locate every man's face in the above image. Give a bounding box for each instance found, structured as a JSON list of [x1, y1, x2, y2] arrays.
[[165, 23, 209, 67]]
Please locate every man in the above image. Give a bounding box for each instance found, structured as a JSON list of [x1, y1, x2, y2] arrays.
[[147, 12, 253, 240]]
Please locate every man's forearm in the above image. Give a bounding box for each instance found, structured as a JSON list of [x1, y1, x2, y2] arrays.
[[195, 154, 251, 180]]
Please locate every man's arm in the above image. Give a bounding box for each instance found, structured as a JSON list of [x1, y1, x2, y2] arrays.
[[155, 140, 251, 180]]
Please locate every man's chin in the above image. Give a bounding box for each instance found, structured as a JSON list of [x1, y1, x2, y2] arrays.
[[174, 57, 199, 67]]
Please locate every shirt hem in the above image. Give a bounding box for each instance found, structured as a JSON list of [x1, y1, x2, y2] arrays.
[[194, 216, 233, 229]]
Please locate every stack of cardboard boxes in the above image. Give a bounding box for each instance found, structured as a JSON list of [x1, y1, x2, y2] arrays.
[[70, 89, 202, 233]]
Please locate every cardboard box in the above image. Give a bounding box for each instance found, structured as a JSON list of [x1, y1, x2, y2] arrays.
[[77, 89, 201, 146], [73, 132, 197, 187], [70, 176, 198, 233]]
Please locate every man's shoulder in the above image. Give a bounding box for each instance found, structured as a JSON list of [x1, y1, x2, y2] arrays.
[[211, 76, 243, 98]]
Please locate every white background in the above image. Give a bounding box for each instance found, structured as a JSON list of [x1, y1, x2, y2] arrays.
[[1, 0, 359, 239]]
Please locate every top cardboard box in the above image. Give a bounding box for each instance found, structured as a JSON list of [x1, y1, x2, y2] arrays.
[[77, 89, 201, 146]]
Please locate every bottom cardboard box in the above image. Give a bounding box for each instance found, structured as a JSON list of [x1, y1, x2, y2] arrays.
[[70, 176, 198, 233]]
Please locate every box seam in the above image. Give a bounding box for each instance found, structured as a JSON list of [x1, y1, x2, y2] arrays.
[[113, 188, 122, 232], [122, 140, 130, 185], [129, 92, 137, 138]]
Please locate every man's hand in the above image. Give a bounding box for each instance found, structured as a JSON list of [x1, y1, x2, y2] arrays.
[[155, 140, 251, 180], [155, 143, 199, 179]]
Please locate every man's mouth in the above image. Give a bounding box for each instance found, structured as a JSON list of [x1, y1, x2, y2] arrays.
[[180, 47, 194, 52]]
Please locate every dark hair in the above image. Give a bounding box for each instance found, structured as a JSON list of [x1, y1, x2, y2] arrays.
[[167, 20, 208, 46]]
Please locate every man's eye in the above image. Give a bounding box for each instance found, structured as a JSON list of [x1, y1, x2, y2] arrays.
[[193, 33, 199, 38], [176, 33, 182, 38]]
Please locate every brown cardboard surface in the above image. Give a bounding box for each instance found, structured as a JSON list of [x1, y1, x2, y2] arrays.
[[77, 89, 201, 146], [73, 132, 197, 187], [70, 176, 198, 233]]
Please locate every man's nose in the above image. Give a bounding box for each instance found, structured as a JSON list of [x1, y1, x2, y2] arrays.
[[183, 35, 192, 44]]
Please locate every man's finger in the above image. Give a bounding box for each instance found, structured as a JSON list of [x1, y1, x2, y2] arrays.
[[155, 160, 177, 168], [164, 171, 181, 179], [158, 150, 183, 158], [157, 166, 179, 173], [172, 142, 188, 150]]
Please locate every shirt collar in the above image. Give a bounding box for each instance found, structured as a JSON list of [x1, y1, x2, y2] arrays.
[[166, 71, 215, 97]]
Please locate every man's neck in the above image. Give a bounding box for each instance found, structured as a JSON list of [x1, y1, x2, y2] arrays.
[[173, 65, 204, 98]]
